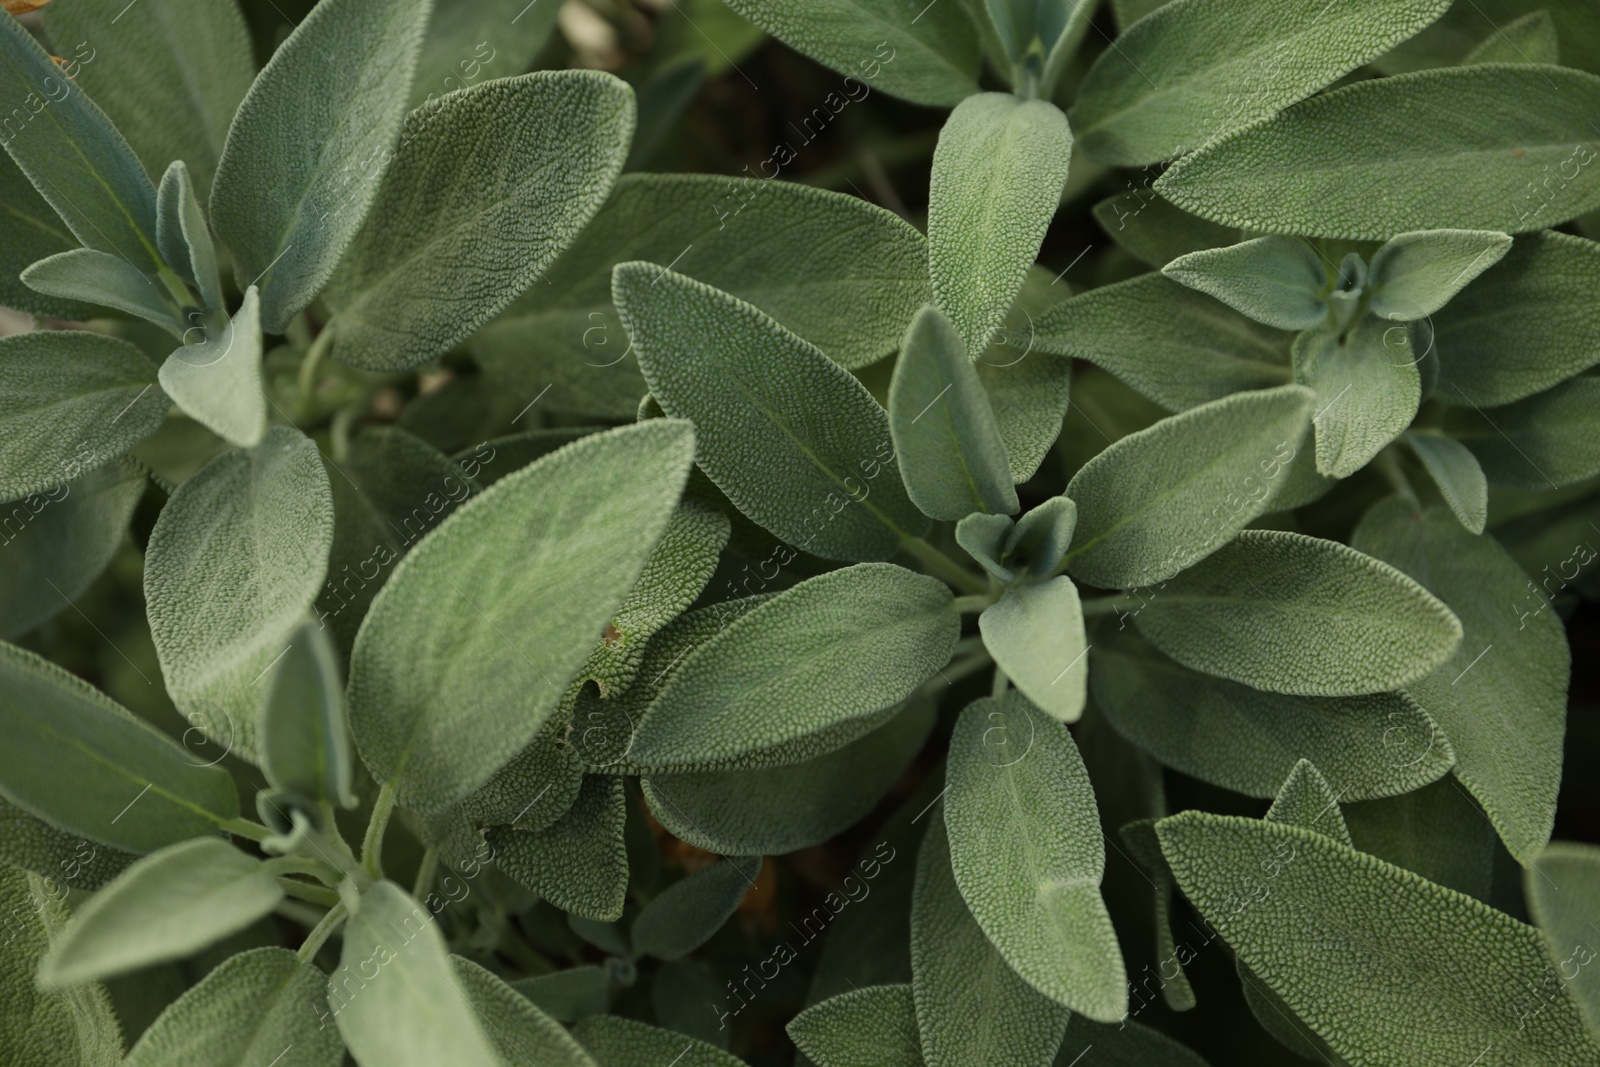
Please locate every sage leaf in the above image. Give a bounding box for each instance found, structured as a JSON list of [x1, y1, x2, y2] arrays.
[[788, 984, 922, 1067], [0, 155, 96, 319], [1069, 0, 1452, 165], [889, 305, 1019, 520], [157, 284, 267, 448], [1444, 376, 1600, 490], [1463, 9, 1561, 66], [1405, 430, 1488, 533], [0, 796, 134, 891], [573, 1014, 746, 1067], [946, 695, 1126, 1019], [41, 838, 282, 986], [1006, 495, 1076, 579], [929, 93, 1072, 357], [0, 640, 238, 853], [957, 512, 1015, 581], [1292, 317, 1421, 478], [1264, 759, 1352, 845], [1162, 237, 1328, 331], [974, 274, 1075, 485], [347, 421, 692, 811], [632, 859, 755, 960], [325, 72, 633, 372], [155, 160, 224, 312], [1093, 190, 1239, 269], [1116, 820, 1196, 1012], [1345, 777, 1499, 903], [209, 0, 431, 332], [1527, 843, 1600, 1037], [489, 774, 629, 921], [1367, 229, 1512, 320], [1054, 1016, 1210, 1066], [21, 250, 182, 334], [614, 263, 927, 561], [979, 579, 1088, 722], [123, 947, 343, 1067], [410, 0, 561, 109], [145, 426, 333, 762], [261, 619, 356, 811], [451, 956, 601, 1067], [1063, 384, 1315, 589], [511, 966, 609, 1023], [1135, 529, 1462, 697], [1155, 65, 1600, 238]]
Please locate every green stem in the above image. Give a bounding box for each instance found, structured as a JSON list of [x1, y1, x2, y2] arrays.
[[276, 899, 329, 928], [222, 818, 274, 843], [263, 855, 343, 886], [489, 911, 557, 976], [297, 901, 348, 962], [902, 537, 988, 596], [950, 594, 994, 614], [298, 323, 336, 411], [1375, 447, 1420, 508], [1081, 594, 1142, 618], [362, 781, 397, 879], [991, 665, 1009, 700], [278, 876, 341, 908], [413, 847, 439, 899], [927, 650, 992, 694]]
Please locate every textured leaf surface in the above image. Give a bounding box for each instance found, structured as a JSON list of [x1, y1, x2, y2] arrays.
[[788, 984, 921, 1067], [511, 966, 608, 1023], [1162, 237, 1327, 331], [632, 859, 755, 960], [0, 796, 134, 890], [451, 956, 600, 1067], [574, 1014, 746, 1067], [146, 426, 333, 762], [979, 578, 1088, 722], [157, 285, 267, 448], [1462, 9, 1560, 65], [929, 93, 1072, 357], [261, 620, 356, 811], [973, 265, 1075, 482], [347, 421, 693, 812], [1135, 529, 1462, 696], [410, 0, 559, 108], [1367, 229, 1512, 320], [490, 774, 629, 921], [326, 72, 632, 372], [1344, 777, 1498, 902], [1054, 1016, 1210, 1066], [1093, 190, 1239, 269], [1405, 430, 1488, 533], [0, 155, 96, 319], [155, 160, 224, 310], [618, 264, 927, 559], [946, 695, 1125, 1020], [1527, 843, 1600, 1037], [21, 249, 182, 333], [1156, 65, 1600, 238], [1445, 377, 1600, 491], [1293, 318, 1421, 478]]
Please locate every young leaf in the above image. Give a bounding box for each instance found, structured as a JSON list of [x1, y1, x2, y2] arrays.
[[1444, 377, 1600, 490], [928, 93, 1072, 357], [1063, 384, 1315, 589], [912, 817, 1071, 1066], [1155, 65, 1600, 238], [1366, 229, 1512, 320], [155, 160, 224, 311], [1433, 231, 1600, 406], [333, 880, 498, 1067], [1006, 495, 1076, 578], [261, 619, 356, 811], [0, 331, 166, 501], [123, 947, 343, 1067], [145, 426, 333, 762], [41, 838, 282, 986], [573, 1014, 746, 1067], [1162, 237, 1328, 331], [1033, 272, 1292, 412], [945, 695, 1126, 1019], [20, 250, 182, 334], [624, 563, 958, 771], [157, 285, 268, 448], [1093, 190, 1239, 269], [1345, 777, 1499, 903], [721, 0, 981, 106], [973, 265, 1075, 483], [450, 956, 601, 1067], [209, 0, 431, 332], [1462, 9, 1561, 66], [1264, 759, 1352, 845], [1353, 498, 1568, 863], [489, 774, 629, 921], [347, 421, 693, 812], [613, 263, 927, 561], [1156, 812, 1600, 1065], [1134, 529, 1462, 696], [0, 10, 163, 271], [0, 155, 96, 319], [1405, 430, 1488, 533], [1069, 0, 1451, 165], [957, 512, 1015, 581], [889, 305, 1019, 520], [788, 984, 922, 1067], [0, 641, 238, 853], [1292, 317, 1421, 478], [979, 579, 1088, 722], [631, 859, 756, 960], [325, 72, 634, 372], [1527, 843, 1600, 1037]]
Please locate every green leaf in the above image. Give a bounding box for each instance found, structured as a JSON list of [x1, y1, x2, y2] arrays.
[[0, 330, 166, 501], [1069, 0, 1451, 166], [325, 72, 633, 372], [489, 774, 629, 921], [0, 796, 134, 890], [788, 984, 922, 1067], [41, 0, 255, 199], [1063, 384, 1314, 589], [1091, 623, 1455, 801], [440, 711, 584, 850], [0, 154, 97, 320], [0, 640, 238, 853], [1527, 843, 1600, 1037], [1405, 430, 1488, 533], [890, 306, 1019, 520], [261, 619, 356, 811], [157, 285, 268, 448], [624, 563, 958, 771], [1434, 232, 1600, 406], [333, 880, 498, 1067], [912, 816, 1070, 1066], [1115, 820, 1195, 1012], [347, 421, 693, 812], [1352, 498, 1568, 862], [979, 579, 1088, 722], [720, 0, 980, 106], [511, 966, 609, 1023], [1054, 1016, 1210, 1067], [0, 866, 122, 1066], [1444, 377, 1600, 490], [1366, 229, 1512, 320], [1462, 9, 1561, 65], [946, 694, 1126, 1019], [209, 0, 431, 332], [1263, 759, 1352, 844], [1134, 529, 1462, 696], [0, 11, 163, 272], [614, 263, 927, 561], [1093, 190, 1240, 269], [123, 947, 343, 1067], [1156, 811, 1600, 1065], [632, 859, 756, 960], [1006, 495, 1076, 578], [957, 512, 1015, 581], [451, 956, 601, 1067], [1162, 237, 1329, 331], [573, 1014, 746, 1067], [973, 268, 1075, 484], [929, 93, 1072, 357], [1345, 777, 1499, 902], [41, 838, 282, 986], [641, 696, 935, 856], [410, 0, 560, 109], [1033, 273, 1292, 412], [145, 426, 333, 762], [1155, 65, 1600, 238], [0, 459, 145, 639], [1292, 317, 1421, 478], [156, 160, 224, 312], [21, 250, 182, 333]]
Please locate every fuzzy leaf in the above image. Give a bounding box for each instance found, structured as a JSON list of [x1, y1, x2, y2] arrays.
[[511, 967, 609, 1023], [1444, 376, 1600, 490], [1527, 843, 1600, 1037], [1345, 777, 1499, 902], [1405, 430, 1488, 533], [0, 156, 96, 319], [410, 0, 560, 108], [1070, 0, 1451, 165], [0, 797, 134, 891], [261, 620, 356, 811], [157, 285, 267, 448], [1162, 237, 1328, 331], [1093, 190, 1239, 268], [632, 859, 756, 960], [451, 956, 601, 1067], [1156, 65, 1600, 238], [155, 160, 224, 312], [574, 1014, 746, 1067], [145, 426, 333, 762], [209, 0, 430, 332], [946, 695, 1125, 1019], [1462, 9, 1561, 65], [1292, 317, 1421, 478], [490, 774, 629, 921], [929, 93, 1072, 357], [979, 579, 1088, 722], [1054, 1016, 1210, 1066], [614, 263, 927, 561], [1264, 759, 1352, 845], [973, 265, 1075, 483], [788, 984, 921, 1067], [21, 250, 182, 333], [1367, 229, 1512, 320]]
